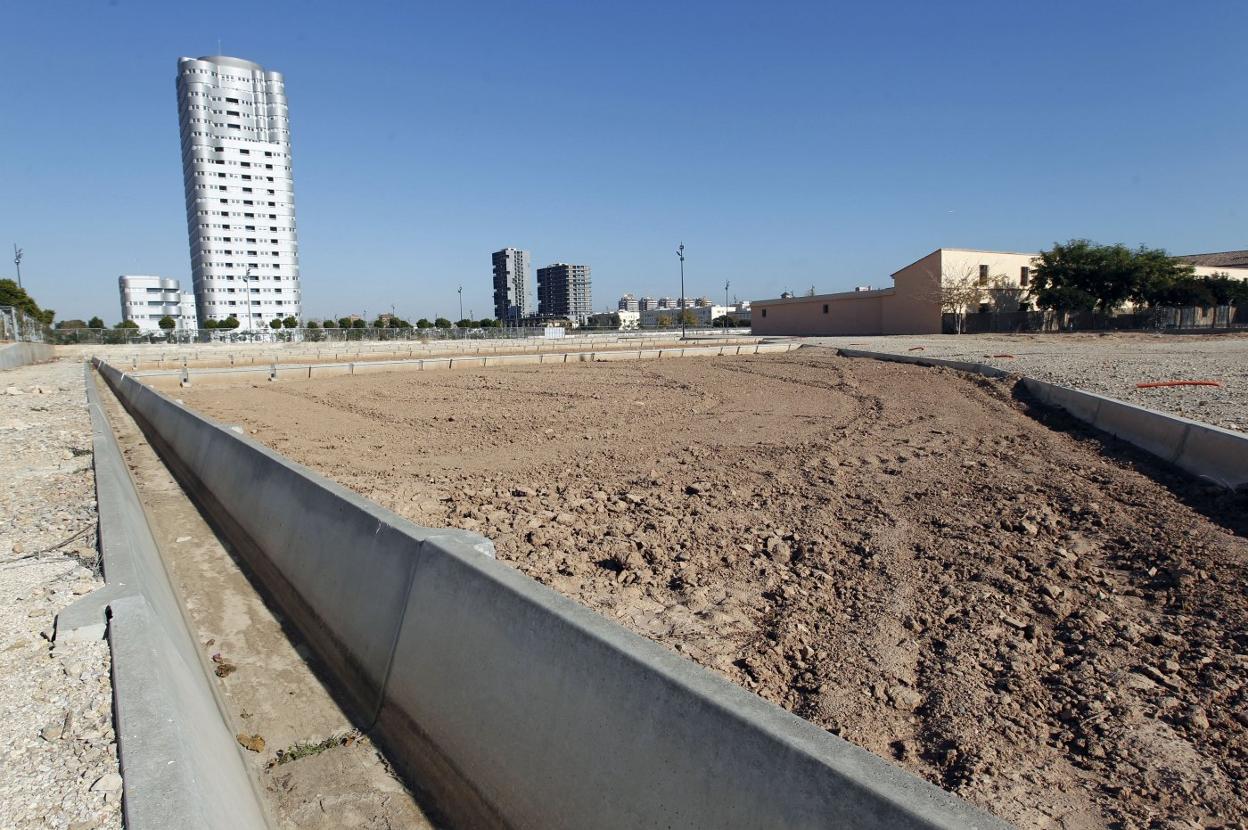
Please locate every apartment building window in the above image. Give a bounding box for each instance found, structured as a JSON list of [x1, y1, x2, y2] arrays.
[[978, 264, 989, 286], [1020, 266, 1030, 287], [822, 304, 829, 314], [761, 308, 767, 318]]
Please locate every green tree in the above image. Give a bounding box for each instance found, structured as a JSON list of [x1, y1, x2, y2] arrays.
[[282, 316, 298, 328], [416, 318, 432, 329], [712, 315, 735, 328], [269, 317, 283, 330], [221, 315, 241, 330], [678, 309, 697, 326], [56, 319, 88, 329], [372, 318, 387, 328], [158, 315, 177, 330], [114, 320, 140, 330], [204, 319, 219, 329], [1149, 275, 1215, 308], [655, 313, 674, 327], [1034, 240, 1196, 314], [321, 319, 337, 328], [455, 318, 474, 328], [337, 317, 352, 328], [434, 317, 452, 329], [88, 316, 105, 329], [0, 279, 54, 324], [306, 320, 321, 329], [351, 318, 367, 329], [1199, 272, 1248, 306]]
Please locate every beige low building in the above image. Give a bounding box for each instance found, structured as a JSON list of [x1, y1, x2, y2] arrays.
[[752, 247, 1248, 336]]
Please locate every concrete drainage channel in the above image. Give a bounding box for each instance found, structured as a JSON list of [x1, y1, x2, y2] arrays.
[[78, 354, 1011, 829], [836, 347, 1248, 490], [129, 340, 802, 391]]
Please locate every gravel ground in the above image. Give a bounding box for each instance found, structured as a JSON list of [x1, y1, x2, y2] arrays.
[[0, 360, 121, 830], [807, 331, 1248, 431], [181, 350, 1248, 830]]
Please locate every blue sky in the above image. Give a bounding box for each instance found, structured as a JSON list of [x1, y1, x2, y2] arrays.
[[1, 0, 1244, 323]]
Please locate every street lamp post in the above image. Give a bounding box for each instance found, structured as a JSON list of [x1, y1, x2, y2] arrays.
[[677, 243, 686, 339], [244, 266, 255, 334], [13, 245, 23, 290]]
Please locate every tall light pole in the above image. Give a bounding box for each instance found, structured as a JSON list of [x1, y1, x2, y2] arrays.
[[724, 280, 730, 309], [676, 243, 686, 339], [244, 266, 254, 332], [13, 245, 23, 290], [457, 285, 463, 322]]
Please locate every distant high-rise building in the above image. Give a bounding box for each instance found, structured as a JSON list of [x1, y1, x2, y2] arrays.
[[492, 248, 531, 324], [118, 275, 199, 332], [638, 296, 658, 311], [657, 296, 676, 309], [617, 293, 639, 312], [694, 296, 712, 307], [176, 55, 300, 329], [537, 263, 592, 321]]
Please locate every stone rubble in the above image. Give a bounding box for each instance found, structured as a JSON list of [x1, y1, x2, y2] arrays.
[[0, 359, 121, 830]]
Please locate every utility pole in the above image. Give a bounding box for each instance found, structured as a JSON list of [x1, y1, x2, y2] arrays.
[[677, 243, 686, 339], [13, 245, 23, 290], [724, 280, 730, 309], [458, 285, 463, 322]]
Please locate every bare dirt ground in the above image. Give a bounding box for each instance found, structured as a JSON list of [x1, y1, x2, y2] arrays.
[[178, 347, 1248, 830], [812, 331, 1248, 432]]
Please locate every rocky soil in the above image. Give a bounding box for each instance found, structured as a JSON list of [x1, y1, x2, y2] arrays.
[[180, 348, 1248, 830], [0, 360, 121, 830], [813, 331, 1248, 432]]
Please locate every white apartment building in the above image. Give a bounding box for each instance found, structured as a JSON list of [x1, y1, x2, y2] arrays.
[[176, 55, 300, 328], [118, 275, 200, 332], [639, 304, 744, 328], [587, 310, 640, 330]]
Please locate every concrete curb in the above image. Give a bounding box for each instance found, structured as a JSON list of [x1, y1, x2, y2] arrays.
[[59, 363, 271, 829], [0, 341, 55, 370], [127, 341, 801, 389], [95, 356, 1009, 829], [835, 348, 1248, 490]]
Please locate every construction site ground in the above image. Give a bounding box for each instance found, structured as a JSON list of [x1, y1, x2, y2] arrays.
[[176, 346, 1248, 830]]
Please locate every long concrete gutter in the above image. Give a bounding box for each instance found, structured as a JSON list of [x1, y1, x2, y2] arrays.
[[836, 347, 1248, 490], [57, 364, 270, 828], [94, 357, 1009, 829], [130, 341, 801, 390], [102, 334, 758, 371], [0, 341, 54, 370]]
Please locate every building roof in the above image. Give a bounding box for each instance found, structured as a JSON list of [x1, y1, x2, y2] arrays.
[[1176, 250, 1248, 269], [753, 287, 895, 305]]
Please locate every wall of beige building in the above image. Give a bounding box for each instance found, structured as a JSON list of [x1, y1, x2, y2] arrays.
[[752, 248, 1248, 337]]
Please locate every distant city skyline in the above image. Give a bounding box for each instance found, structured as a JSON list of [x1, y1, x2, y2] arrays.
[[2, 1, 1244, 322]]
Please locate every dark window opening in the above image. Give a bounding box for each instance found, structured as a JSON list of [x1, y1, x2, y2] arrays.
[[822, 304, 829, 313]]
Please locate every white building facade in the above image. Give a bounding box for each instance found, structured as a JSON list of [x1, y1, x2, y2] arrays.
[[118, 275, 200, 332], [176, 55, 301, 328]]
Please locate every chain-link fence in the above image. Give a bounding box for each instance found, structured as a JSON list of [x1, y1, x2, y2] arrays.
[[0, 306, 48, 342], [943, 305, 1246, 334], [44, 324, 752, 347]]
